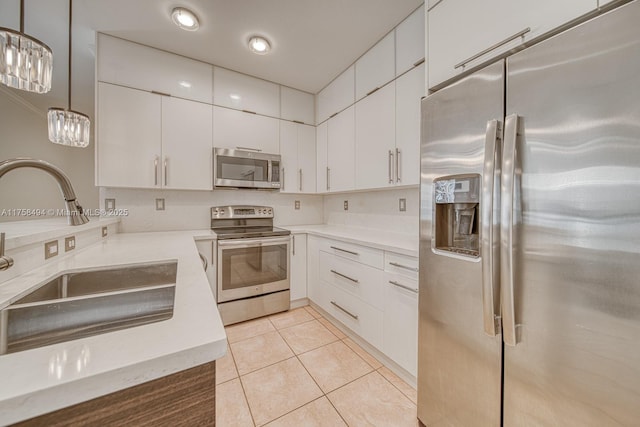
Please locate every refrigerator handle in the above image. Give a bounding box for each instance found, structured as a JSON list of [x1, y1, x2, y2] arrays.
[[481, 119, 502, 337], [501, 114, 520, 346]]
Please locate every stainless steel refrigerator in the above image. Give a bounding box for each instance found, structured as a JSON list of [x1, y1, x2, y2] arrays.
[[418, 2, 640, 426]]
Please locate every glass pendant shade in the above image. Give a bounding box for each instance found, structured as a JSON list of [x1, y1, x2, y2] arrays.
[[47, 108, 90, 148], [0, 27, 53, 93]]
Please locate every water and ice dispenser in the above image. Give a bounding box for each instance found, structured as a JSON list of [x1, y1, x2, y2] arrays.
[[433, 174, 480, 257]]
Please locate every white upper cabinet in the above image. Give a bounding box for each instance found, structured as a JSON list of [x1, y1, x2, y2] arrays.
[[395, 63, 425, 186], [316, 65, 355, 124], [355, 32, 395, 102], [281, 87, 315, 125], [213, 107, 280, 154], [316, 122, 328, 193], [327, 105, 356, 192], [213, 67, 280, 117], [428, 0, 596, 89], [279, 121, 299, 193], [355, 82, 396, 190], [298, 125, 317, 193], [280, 121, 316, 194], [97, 34, 212, 104], [395, 5, 425, 76], [161, 97, 213, 190]]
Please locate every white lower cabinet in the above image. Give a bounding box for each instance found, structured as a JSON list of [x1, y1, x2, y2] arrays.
[[307, 235, 419, 377], [195, 239, 216, 298], [290, 233, 307, 301]]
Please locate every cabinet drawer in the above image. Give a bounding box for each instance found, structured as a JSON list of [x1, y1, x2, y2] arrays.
[[319, 283, 383, 350], [317, 238, 383, 269], [319, 251, 384, 310], [384, 252, 419, 280]]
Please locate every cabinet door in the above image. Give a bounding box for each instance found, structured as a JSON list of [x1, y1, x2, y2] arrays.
[[213, 67, 280, 117], [383, 272, 418, 376], [161, 97, 213, 190], [428, 0, 596, 89], [307, 236, 322, 303], [327, 105, 355, 192], [355, 32, 396, 101], [213, 106, 280, 153], [97, 82, 161, 188], [290, 234, 308, 301], [316, 122, 328, 193], [279, 121, 299, 193], [355, 82, 395, 190], [298, 125, 316, 193], [395, 5, 425, 76], [395, 63, 424, 186], [97, 34, 212, 104], [281, 87, 315, 124], [316, 65, 355, 124]]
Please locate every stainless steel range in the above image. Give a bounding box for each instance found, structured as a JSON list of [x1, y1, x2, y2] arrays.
[[212, 205, 290, 325]]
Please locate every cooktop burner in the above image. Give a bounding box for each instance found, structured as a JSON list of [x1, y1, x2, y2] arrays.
[[210, 205, 290, 239]]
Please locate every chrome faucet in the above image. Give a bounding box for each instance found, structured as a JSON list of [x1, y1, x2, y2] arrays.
[[0, 158, 89, 226], [0, 233, 13, 271]]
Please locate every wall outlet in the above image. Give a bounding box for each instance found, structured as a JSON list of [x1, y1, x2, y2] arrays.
[[105, 198, 116, 210], [344, 200, 349, 211], [102, 226, 108, 237], [65, 236, 76, 252], [399, 198, 407, 212], [44, 240, 58, 259], [294, 200, 300, 210], [156, 198, 165, 211]]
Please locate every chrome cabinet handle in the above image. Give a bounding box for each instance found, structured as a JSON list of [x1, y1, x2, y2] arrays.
[[389, 280, 418, 293], [199, 253, 208, 271], [154, 156, 159, 186], [299, 169, 303, 192], [236, 146, 262, 152], [388, 262, 418, 272], [388, 150, 394, 184], [330, 246, 358, 256], [501, 114, 520, 346], [282, 168, 285, 191], [0, 233, 14, 271], [292, 235, 296, 256], [330, 269, 359, 284], [455, 28, 531, 70], [395, 148, 401, 183], [164, 157, 168, 186], [481, 119, 502, 337], [330, 301, 358, 320], [327, 167, 331, 191]]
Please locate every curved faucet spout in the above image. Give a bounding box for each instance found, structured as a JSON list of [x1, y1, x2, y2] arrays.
[[0, 158, 89, 226]]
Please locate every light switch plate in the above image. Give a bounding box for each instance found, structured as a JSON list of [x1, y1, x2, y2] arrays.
[[344, 200, 349, 211], [294, 200, 300, 210], [102, 226, 108, 237], [105, 198, 116, 210], [65, 236, 76, 252], [156, 198, 165, 211], [399, 198, 407, 212], [44, 240, 58, 259]]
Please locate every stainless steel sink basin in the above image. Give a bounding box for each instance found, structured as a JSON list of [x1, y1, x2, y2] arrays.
[[0, 261, 177, 355]]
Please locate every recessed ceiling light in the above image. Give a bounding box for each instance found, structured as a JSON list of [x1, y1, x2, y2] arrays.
[[248, 36, 271, 55], [171, 7, 199, 31]]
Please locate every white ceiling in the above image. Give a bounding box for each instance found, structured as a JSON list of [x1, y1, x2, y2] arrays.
[[0, 0, 422, 113]]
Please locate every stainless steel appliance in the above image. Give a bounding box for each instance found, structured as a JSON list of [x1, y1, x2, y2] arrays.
[[212, 205, 290, 325], [418, 2, 640, 426], [213, 148, 281, 189]]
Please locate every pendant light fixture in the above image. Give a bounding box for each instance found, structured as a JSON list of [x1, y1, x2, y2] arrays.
[[47, 0, 90, 148], [0, 0, 53, 93]]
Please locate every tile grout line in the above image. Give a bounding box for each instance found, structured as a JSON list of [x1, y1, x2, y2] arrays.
[[376, 367, 417, 405], [228, 340, 258, 427]]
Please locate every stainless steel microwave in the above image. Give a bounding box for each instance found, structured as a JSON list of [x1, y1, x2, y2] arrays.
[[213, 148, 281, 189]]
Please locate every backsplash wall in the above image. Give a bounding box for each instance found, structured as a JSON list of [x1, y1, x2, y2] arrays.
[[100, 188, 324, 233], [324, 187, 419, 234]]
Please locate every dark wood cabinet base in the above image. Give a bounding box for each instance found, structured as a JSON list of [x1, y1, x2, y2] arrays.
[[15, 361, 216, 427]]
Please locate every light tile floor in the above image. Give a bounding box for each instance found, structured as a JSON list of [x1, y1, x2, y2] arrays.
[[216, 306, 417, 426]]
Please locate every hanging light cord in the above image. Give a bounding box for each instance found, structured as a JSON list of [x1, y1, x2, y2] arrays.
[[20, 0, 25, 32], [68, 0, 73, 111]]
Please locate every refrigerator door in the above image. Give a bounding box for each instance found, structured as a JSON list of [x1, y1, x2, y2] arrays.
[[418, 61, 503, 426], [503, 2, 640, 425]]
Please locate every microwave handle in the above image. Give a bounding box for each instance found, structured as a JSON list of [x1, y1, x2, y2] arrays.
[[236, 146, 262, 152]]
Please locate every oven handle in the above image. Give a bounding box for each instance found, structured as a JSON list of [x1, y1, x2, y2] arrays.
[[217, 236, 290, 248]]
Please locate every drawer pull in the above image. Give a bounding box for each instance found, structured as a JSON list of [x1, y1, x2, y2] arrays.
[[330, 246, 359, 256], [389, 280, 418, 293], [413, 58, 425, 67], [330, 269, 359, 284], [455, 27, 531, 70], [331, 301, 359, 319], [389, 262, 419, 272]]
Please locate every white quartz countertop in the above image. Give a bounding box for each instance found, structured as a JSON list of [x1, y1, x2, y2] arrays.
[[282, 224, 418, 257], [0, 230, 226, 425]]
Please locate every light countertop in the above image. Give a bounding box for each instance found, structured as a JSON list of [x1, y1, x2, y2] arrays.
[[0, 230, 225, 425], [282, 224, 418, 257]]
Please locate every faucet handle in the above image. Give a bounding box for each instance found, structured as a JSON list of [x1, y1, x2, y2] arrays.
[[0, 232, 14, 271]]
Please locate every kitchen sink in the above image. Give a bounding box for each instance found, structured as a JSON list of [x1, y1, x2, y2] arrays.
[[0, 260, 177, 355]]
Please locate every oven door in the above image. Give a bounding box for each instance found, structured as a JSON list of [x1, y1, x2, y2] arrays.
[[216, 236, 290, 303]]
